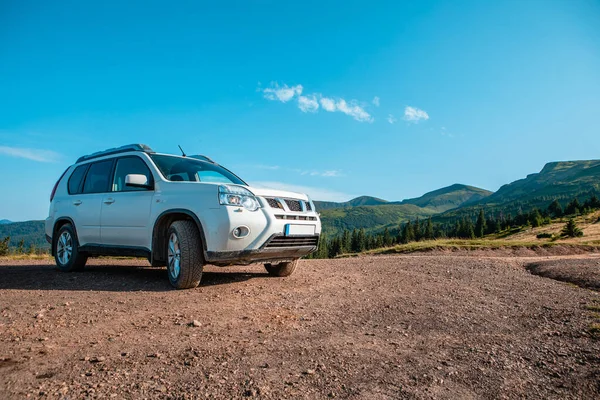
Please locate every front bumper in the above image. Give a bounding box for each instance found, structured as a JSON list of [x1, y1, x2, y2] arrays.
[[206, 233, 319, 266]]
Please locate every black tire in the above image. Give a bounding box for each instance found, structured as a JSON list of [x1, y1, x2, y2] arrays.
[[264, 260, 298, 277], [54, 223, 87, 272], [167, 220, 204, 289]]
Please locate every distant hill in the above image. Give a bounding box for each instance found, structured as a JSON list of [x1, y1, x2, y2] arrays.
[[398, 184, 492, 213], [317, 184, 492, 234], [319, 203, 434, 236], [0, 219, 12, 224], [437, 160, 600, 224], [314, 196, 388, 211], [482, 160, 600, 205], [0, 220, 48, 250]]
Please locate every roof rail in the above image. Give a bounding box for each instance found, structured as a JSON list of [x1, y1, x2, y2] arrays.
[[76, 144, 154, 163]]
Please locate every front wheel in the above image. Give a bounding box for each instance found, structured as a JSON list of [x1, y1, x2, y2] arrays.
[[264, 260, 298, 277], [54, 224, 87, 272], [167, 220, 204, 289]]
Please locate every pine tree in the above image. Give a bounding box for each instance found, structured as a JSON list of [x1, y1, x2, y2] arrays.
[[357, 229, 367, 252], [424, 218, 434, 240], [561, 218, 583, 238], [329, 237, 342, 258], [383, 227, 392, 247], [375, 234, 384, 249], [350, 229, 359, 252], [565, 198, 581, 216], [341, 230, 352, 254], [16, 239, 24, 254], [475, 209, 486, 238], [589, 195, 600, 209], [402, 221, 415, 243], [414, 218, 421, 241], [548, 199, 563, 218], [529, 208, 543, 228], [316, 234, 329, 258], [0, 237, 9, 256]]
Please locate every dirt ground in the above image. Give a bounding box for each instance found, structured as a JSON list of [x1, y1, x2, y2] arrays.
[[1, 253, 600, 399]]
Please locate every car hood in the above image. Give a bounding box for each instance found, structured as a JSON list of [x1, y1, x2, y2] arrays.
[[246, 186, 309, 201]]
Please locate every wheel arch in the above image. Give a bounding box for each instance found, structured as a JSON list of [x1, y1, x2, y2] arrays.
[[152, 209, 207, 264], [51, 217, 78, 257]]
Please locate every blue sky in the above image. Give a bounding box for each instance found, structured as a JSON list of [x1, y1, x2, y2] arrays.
[[1, 0, 599, 221]]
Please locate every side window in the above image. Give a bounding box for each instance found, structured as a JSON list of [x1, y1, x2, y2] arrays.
[[68, 165, 89, 195], [112, 157, 153, 192], [82, 160, 114, 194]]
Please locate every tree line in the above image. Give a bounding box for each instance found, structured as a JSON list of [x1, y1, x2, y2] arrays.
[[308, 194, 600, 259], [0, 236, 43, 256]]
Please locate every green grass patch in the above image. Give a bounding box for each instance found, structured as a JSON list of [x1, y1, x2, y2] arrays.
[[589, 323, 600, 337]]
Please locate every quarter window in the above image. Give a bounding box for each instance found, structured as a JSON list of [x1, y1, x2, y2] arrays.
[[112, 157, 153, 192], [82, 160, 114, 194], [68, 165, 89, 194]]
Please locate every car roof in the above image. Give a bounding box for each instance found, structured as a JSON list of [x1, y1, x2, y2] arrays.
[[76, 144, 216, 165]]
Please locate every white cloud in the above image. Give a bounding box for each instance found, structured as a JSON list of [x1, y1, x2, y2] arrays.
[[372, 96, 380, 107], [252, 181, 354, 202], [320, 96, 373, 122], [254, 164, 280, 170], [294, 168, 343, 177], [261, 83, 373, 122], [403, 106, 429, 123], [321, 170, 342, 177], [0, 146, 61, 162], [320, 97, 336, 112], [297, 95, 319, 113], [262, 82, 303, 102], [335, 99, 373, 122], [387, 114, 397, 124]]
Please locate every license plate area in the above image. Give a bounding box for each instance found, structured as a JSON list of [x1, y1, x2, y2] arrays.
[[284, 224, 316, 236]]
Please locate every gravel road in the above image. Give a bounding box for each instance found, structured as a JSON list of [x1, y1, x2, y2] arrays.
[[1, 254, 599, 399]]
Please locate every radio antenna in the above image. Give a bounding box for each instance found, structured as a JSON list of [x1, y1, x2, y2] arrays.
[[178, 145, 187, 157]]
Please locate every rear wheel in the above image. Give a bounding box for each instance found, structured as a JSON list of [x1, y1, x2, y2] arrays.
[[54, 224, 87, 272], [264, 260, 298, 277], [167, 220, 204, 289]]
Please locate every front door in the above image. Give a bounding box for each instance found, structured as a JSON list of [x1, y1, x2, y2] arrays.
[[100, 156, 154, 248]]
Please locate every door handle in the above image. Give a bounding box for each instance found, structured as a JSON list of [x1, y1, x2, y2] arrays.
[[103, 198, 115, 205], [73, 200, 82, 206]]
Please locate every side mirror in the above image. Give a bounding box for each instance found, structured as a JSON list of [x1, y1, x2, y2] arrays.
[[125, 174, 152, 189]]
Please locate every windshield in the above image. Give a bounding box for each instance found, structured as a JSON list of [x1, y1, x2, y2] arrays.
[[150, 154, 246, 185]]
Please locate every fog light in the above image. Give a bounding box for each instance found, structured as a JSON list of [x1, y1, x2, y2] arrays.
[[232, 226, 250, 238]]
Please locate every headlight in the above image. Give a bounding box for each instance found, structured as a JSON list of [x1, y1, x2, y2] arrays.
[[218, 185, 260, 212]]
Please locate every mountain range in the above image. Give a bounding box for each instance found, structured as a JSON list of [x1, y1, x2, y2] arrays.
[[2, 159, 600, 248], [317, 160, 600, 235]]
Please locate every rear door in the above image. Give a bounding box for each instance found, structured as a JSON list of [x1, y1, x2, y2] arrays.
[[71, 159, 114, 245], [100, 156, 154, 248]]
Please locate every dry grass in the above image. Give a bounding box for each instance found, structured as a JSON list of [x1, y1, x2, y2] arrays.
[[360, 239, 600, 256], [0, 254, 52, 261], [495, 210, 600, 244]]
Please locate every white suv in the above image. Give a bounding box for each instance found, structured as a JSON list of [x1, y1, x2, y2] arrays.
[[45, 144, 321, 289]]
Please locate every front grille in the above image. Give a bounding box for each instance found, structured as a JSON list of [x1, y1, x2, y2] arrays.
[[264, 235, 319, 248], [285, 199, 302, 212], [275, 215, 317, 221], [265, 198, 283, 209]]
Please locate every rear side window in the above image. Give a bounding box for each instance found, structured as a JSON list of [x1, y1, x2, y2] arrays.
[[68, 165, 89, 194], [82, 160, 114, 194], [112, 157, 153, 192]]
